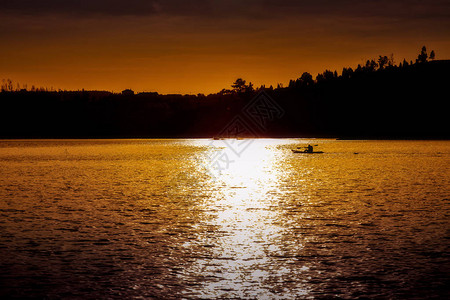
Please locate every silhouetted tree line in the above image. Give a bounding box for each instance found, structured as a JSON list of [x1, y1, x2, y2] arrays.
[[0, 46, 448, 139]]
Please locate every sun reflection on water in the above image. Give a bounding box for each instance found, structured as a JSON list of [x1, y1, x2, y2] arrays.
[[182, 139, 310, 298]]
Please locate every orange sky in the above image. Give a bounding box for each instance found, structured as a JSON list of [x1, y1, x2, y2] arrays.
[[1, 0, 449, 94]]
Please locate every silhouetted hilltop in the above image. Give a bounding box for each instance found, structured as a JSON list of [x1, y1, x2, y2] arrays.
[[1, 51, 449, 139]]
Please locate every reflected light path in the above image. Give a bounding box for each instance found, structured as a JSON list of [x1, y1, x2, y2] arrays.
[[181, 139, 309, 298]]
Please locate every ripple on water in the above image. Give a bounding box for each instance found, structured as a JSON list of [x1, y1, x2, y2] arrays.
[[0, 139, 449, 298]]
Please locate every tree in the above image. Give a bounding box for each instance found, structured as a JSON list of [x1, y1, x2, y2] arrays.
[[246, 82, 254, 93], [355, 64, 363, 73], [299, 72, 314, 86], [402, 59, 409, 67], [430, 50, 436, 60], [289, 79, 296, 88], [219, 88, 232, 95], [416, 46, 428, 64], [365, 59, 378, 72], [231, 78, 247, 94], [321, 70, 335, 81], [378, 55, 389, 70], [2, 79, 14, 92], [315, 73, 325, 83], [342, 67, 354, 79], [388, 54, 395, 67]]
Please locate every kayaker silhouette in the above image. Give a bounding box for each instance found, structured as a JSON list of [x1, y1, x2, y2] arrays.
[[306, 144, 313, 153]]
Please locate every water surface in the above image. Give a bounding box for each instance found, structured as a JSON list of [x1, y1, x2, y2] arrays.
[[0, 139, 449, 298]]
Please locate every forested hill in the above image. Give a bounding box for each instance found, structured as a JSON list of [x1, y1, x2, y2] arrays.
[[1, 59, 449, 139]]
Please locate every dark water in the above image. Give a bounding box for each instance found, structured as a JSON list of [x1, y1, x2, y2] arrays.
[[0, 139, 449, 299]]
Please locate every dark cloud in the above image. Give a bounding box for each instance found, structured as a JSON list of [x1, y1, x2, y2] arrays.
[[2, 0, 449, 19], [0, 0, 209, 16], [262, 0, 450, 19]]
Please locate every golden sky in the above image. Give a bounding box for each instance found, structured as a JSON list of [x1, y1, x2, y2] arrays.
[[1, 0, 450, 94]]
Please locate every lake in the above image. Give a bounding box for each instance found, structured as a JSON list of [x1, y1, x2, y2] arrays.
[[0, 139, 449, 299]]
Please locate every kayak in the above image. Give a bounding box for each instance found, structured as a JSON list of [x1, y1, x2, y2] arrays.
[[291, 149, 324, 154]]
